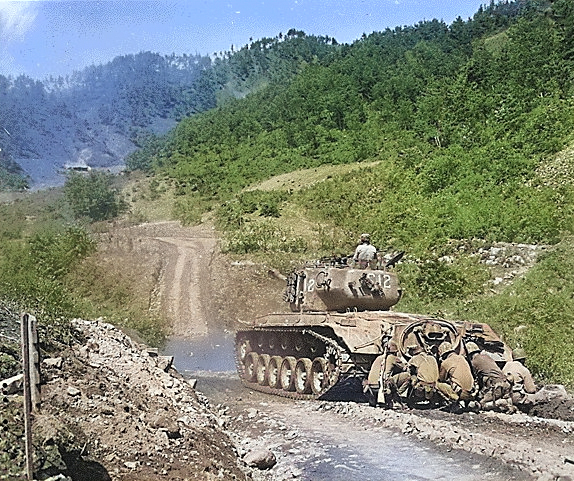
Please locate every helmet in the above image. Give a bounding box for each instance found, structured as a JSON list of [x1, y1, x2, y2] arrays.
[[465, 342, 480, 355], [360, 233, 371, 243], [512, 348, 527, 361], [438, 341, 454, 358]]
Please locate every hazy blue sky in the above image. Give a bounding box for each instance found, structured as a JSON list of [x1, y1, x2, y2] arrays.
[[0, 0, 487, 80]]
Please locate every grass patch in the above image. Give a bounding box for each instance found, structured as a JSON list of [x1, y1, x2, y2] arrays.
[[121, 171, 178, 223]]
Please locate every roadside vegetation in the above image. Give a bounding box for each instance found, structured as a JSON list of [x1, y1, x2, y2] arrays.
[[0, 173, 166, 347], [1, 0, 574, 384]]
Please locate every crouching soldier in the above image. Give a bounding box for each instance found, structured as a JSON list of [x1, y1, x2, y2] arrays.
[[406, 345, 441, 408], [380, 341, 410, 408], [437, 341, 476, 413], [503, 348, 537, 412], [364, 341, 409, 407], [466, 342, 514, 412]]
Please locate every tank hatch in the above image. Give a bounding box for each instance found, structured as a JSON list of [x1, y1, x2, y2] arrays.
[[284, 266, 402, 313]]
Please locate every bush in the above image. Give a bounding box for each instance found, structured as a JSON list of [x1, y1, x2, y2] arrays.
[[30, 226, 96, 279], [223, 220, 307, 254], [216, 190, 289, 230], [0, 227, 95, 320], [64, 172, 126, 222], [173, 194, 213, 226], [413, 256, 489, 300]]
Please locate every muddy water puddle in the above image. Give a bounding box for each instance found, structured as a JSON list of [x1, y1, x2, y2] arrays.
[[162, 334, 529, 481], [162, 330, 236, 373]]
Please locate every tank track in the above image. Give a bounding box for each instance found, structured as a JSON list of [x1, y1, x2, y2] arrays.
[[235, 327, 349, 400]]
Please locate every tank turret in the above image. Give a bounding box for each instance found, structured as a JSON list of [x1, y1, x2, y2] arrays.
[[284, 266, 402, 312]]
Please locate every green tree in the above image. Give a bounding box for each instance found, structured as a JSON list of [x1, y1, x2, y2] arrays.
[[64, 172, 125, 222]]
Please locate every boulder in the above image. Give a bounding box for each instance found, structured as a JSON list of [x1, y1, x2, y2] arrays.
[[43, 357, 63, 369], [157, 356, 174, 372], [243, 448, 276, 470], [1, 374, 23, 395]]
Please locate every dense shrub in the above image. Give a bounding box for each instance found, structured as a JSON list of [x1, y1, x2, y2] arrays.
[[0, 227, 95, 319], [64, 172, 126, 222], [216, 190, 289, 230], [222, 220, 307, 254]]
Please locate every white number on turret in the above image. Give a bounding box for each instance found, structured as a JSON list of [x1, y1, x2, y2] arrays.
[[306, 278, 315, 292], [305, 273, 392, 292], [365, 273, 392, 289]]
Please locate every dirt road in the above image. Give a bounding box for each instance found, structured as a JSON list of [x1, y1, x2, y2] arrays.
[[105, 221, 285, 337], [113, 221, 574, 481], [196, 373, 534, 481], [155, 236, 217, 337]]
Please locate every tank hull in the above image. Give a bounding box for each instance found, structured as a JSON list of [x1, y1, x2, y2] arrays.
[[235, 264, 512, 402], [234, 310, 512, 400]]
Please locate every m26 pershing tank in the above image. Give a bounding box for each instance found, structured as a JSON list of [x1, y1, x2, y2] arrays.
[[234, 256, 511, 401]]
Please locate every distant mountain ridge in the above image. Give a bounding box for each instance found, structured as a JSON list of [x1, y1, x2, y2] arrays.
[[0, 32, 338, 190], [0, 51, 213, 189]]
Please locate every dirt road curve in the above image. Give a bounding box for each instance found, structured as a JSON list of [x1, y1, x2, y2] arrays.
[[105, 221, 284, 337]]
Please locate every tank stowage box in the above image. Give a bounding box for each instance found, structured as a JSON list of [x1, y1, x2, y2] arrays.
[[234, 262, 511, 401]]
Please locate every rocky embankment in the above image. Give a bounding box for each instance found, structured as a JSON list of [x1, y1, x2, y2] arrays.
[[1, 319, 250, 481]]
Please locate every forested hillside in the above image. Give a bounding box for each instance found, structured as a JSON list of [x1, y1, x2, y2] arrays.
[[136, 0, 574, 248], [128, 0, 574, 383], [0, 33, 338, 189], [0, 52, 212, 188]]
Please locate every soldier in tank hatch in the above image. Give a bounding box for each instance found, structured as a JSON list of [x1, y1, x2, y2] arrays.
[[352, 233, 377, 269]]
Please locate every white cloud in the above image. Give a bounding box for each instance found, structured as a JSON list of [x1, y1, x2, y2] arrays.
[[0, 2, 37, 43]]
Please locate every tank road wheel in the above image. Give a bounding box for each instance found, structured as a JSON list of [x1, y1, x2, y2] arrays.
[[310, 357, 329, 395], [256, 354, 271, 385], [267, 356, 283, 389], [295, 358, 313, 394], [237, 336, 252, 363], [280, 356, 297, 392], [244, 352, 259, 383]]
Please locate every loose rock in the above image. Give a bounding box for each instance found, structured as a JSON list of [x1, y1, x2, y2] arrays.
[[244, 449, 277, 470]]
